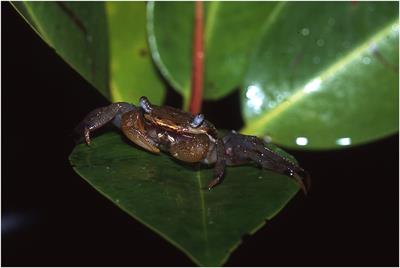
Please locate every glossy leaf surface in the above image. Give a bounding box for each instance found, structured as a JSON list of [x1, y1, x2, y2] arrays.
[[241, 2, 399, 149], [12, 2, 109, 98], [107, 2, 165, 105], [69, 132, 300, 266], [147, 2, 277, 105]]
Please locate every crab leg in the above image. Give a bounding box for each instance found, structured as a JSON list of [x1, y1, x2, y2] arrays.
[[76, 102, 135, 145], [207, 138, 227, 190]]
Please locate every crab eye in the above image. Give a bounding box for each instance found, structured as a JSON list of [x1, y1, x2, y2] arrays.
[[190, 114, 204, 128], [139, 96, 152, 113]]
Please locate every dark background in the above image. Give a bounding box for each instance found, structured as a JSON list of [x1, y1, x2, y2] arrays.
[[2, 3, 398, 266]]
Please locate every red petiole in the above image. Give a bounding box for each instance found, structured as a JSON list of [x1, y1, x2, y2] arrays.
[[189, 0, 204, 115]]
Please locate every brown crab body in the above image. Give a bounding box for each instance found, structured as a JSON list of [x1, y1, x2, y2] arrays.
[[77, 97, 309, 192]]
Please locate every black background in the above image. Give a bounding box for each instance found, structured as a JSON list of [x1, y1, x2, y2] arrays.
[[2, 3, 398, 266]]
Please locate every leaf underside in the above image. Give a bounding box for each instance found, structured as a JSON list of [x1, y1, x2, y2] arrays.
[[147, 2, 277, 104], [12, 1, 110, 98], [107, 2, 165, 105]]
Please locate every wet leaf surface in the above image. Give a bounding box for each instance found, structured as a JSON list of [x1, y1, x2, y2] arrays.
[[12, 2, 110, 98], [241, 2, 399, 149], [69, 132, 300, 266], [107, 2, 165, 104]]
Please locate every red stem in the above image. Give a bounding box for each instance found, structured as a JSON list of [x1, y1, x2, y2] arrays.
[[189, 0, 204, 115]]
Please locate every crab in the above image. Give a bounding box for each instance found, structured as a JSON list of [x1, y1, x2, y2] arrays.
[[76, 97, 310, 193]]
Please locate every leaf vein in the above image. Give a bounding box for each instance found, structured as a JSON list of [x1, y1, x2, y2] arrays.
[[197, 172, 210, 261], [242, 19, 399, 135]]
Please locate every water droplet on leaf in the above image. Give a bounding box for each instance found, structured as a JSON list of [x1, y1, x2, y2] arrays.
[[362, 56, 371, 65], [301, 28, 310, 36], [296, 137, 308, 146], [316, 39, 325, 47], [336, 137, 351, 146], [328, 17, 336, 26], [313, 56, 321, 64]]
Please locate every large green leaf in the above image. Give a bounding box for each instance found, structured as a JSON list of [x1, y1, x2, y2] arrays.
[[147, 2, 277, 106], [69, 132, 300, 266], [107, 2, 165, 105], [241, 2, 399, 149], [12, 2, 109, 98]]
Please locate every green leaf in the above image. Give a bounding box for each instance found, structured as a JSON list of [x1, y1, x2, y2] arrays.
[[147, 2, 277, 105], [11, 2, 109, 98], [241, 2, 399, 149], [147, 1, 192, 106], [107, 2, 165, 105], [69, 132, 300, 266]]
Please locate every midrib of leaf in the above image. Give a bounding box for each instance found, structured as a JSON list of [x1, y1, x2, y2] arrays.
[[242, 19, 399, 135], [196, 172, 210, 265], [72, 139, 207, 267]]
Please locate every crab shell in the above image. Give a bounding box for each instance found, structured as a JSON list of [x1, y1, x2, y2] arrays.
[[142, 103, 218, 141]]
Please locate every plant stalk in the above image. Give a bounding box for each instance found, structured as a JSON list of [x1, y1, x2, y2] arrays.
[[189, 0, 204, 114]]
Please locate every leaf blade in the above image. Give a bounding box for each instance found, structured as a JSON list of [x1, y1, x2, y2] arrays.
[[241, 2, 399, 149], [12, 1, 110, 98], [107, 2, 165, 105], [69, 132, 299, 266]]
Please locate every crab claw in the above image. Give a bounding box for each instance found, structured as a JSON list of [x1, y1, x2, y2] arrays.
[[220, 131, 311, 194], [75, 102, 136, 146]]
